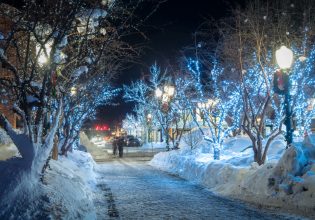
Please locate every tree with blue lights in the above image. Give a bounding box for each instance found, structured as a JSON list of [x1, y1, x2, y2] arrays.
[[217, 0, 315, 165], [124, 63, 192, 150], [122, 113, 140, 136], [185, 58, 242, 160], [289, 49, 315, 136], [59, 81, 119, 156], [0, 0, 143, 190], [122, 105, 150, 142]]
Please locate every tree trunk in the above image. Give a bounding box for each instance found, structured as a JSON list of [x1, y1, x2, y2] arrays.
[[213, 147, 220, 160], [31, 100, 63, 177], [61, 137, 70, 156], [52, 135, 59, 160], [253, 141, 264, 165]]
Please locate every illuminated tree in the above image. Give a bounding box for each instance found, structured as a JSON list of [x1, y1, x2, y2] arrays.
[[185, 58, 242, 159], [122, 113, 140, 136], [124, 63, 192, 150], [0, 0, 145, 196], [59, 82, 119, 156], [216, 0, 315, 164]]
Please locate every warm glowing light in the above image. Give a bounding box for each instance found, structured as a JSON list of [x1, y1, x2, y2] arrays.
[[164, 85, 175, 97], [155, 88, 162, 98], [256, 117, 261, 123], [95, 125, 109, 131], [36, 43, 52, 65], [38, 55, 47, 64], [162, 94, 169, 102], [70, 87, 77, 96], [207, 99, 219, 107], [298, 56, 307, 62], [276, 46, 293, 69]]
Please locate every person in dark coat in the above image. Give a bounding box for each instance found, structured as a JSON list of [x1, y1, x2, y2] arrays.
[[117, 137, 125, 158], [112, 137, 118, 156]]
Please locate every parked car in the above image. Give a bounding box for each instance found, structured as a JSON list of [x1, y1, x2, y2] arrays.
[[125, 135, 141, 147]]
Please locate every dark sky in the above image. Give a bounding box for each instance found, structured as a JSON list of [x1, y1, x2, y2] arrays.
[[1, 0, 246, 127], [96, 0, 246, 127]]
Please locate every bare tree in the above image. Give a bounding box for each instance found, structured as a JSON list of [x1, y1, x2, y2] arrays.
[[0, 0, 147, 191], [183, 128, 203, 150], [124, 63, 193, 150], [216, 0, 315, 165], [183, 58, 242, 159]]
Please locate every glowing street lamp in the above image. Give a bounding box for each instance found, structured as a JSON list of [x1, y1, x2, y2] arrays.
[[164, 85, 175, 97], [70, 87, 77, 96], [276, 46, 293, 69], [275, 45, 294, 147], [155, 88, 162, 98], [147, 113, 152, 121]]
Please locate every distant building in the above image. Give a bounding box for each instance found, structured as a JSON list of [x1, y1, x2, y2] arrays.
[[0, 4, 20, 128]]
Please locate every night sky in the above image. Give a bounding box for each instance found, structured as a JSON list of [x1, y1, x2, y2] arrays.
[[1, 0, 246, 128], [96, 0, 246, 127]]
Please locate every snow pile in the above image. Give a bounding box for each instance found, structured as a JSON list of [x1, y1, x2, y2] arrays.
[[0, 128, 12, 145], [0, 143, 19, 160], [150, 134, 315, 217], [0, 128, 19, 160], [80, 132, 110, 161], [0, 150, 99, 219], [141, 141, 166, 149]]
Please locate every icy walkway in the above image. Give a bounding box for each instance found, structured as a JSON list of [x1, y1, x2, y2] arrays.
[[95, 158, 305, 220]]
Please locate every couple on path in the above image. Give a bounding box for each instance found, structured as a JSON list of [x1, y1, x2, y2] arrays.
[[113, 137, 124, 158]]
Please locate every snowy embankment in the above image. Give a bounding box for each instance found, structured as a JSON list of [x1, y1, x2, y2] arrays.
[[149, 134, 315, 218], [0, 128, 19, 160], [142, 141, 166, 149], [0, 149, 99, 219]]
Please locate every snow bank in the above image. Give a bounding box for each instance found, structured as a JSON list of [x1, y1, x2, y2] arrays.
[[150, 134, 315, 218], [0, 128, 20, 160], [0, 150, 99, 219], [0, 128, 12, 145], [41, 150, 98, 219], [0, 143, 19, 160], [141, 141, 166, 149]]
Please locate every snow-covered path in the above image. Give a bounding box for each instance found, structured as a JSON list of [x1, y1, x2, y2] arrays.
[[95, 158, 303, 220]]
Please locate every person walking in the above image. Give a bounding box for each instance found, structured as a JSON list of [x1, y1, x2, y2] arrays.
[[117, 137, 125, 158], [112, 137, 118, 156]]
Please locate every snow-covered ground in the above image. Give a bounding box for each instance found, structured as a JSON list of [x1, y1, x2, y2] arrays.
[[1, 130, 314, 219], [0, 128, 19, 160], [96, 158, 302, 220], [150, 134, 315, 218], [141, 141, 166, 149], [0, 150, 101, 219]]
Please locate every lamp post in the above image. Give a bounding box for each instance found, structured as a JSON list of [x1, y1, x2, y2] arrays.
[[275, 45, 294, 148], [155, 85, 175, 151]]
